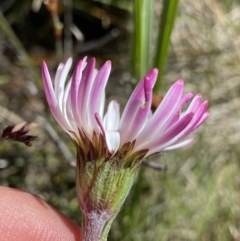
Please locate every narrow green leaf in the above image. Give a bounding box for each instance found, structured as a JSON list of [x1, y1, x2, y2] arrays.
[[154, 0, 179, 92], [132, 0, 153, 82]]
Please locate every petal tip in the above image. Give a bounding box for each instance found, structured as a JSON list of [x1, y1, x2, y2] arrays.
[[42, 61, 48, 70], [176, 79, 184, 85], [101, 60, 112, 72], [144, 69, 158, 87]]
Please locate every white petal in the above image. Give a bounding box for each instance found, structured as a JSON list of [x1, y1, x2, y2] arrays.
[[56, 58, 73, 111], [105, 131, 120, 153], [99, 91, 106, 119], [103, 100, 120, 131], [163, 138, 194, 151]]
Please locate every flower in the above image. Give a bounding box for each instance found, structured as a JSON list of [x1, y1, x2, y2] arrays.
[[42, 57, 209, 161], [42, 57, 209, 241]]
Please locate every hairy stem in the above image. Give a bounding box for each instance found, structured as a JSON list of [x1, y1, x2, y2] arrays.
[[82, 210, 112, 241]]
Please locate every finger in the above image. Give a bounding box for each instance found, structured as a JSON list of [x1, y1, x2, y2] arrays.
[[0, 186, 81, 241]]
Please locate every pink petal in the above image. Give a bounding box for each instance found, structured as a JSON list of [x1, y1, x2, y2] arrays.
[[194, 111, 210, 129], [120, 69, 158, 144], [70, 58, 87, 128], [153, 101, 208, 152], [54, 62, 64, 93], [185, 94, 201, 114], [78, 58, 96, 128], [89, 61, 111, 128], [95, 113, 106, 137], [159, 92, 194, 132], [136, 80, 184, 145], [42, 62, 71, 131], [120, 72, 149, 128], [141, 112, 194, 151], [177, 101, 209, 140], [163, 138, 194, 151], [62, 80, 78, 133]]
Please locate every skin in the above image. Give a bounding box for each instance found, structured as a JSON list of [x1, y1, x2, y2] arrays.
[[0, 186, 81, 241]]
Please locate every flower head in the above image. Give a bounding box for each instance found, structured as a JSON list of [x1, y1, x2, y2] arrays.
[[42, 57, 209, 241], [42, 57, 209, 164]]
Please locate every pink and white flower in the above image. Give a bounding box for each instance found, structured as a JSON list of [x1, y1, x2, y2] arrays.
[[42, 57, 209, 241], [42, 57, 209, 161]]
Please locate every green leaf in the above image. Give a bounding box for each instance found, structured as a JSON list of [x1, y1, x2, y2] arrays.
[[132, 0, 153, 81], [154, 0, 179, 92]]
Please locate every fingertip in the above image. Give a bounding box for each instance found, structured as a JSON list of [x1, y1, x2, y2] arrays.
[[0, 187, 81, 241]]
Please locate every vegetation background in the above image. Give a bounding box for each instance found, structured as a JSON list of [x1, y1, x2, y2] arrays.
[[0, 0, 240, 240]]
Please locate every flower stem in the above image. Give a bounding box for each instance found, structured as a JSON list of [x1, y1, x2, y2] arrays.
[[82, 210, 112, 241]]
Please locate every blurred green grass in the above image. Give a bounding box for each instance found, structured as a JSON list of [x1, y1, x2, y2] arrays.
[[1, 0, 240, 240]]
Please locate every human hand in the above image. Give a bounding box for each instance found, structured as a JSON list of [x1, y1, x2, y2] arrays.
[[0, 186, 81, 241]]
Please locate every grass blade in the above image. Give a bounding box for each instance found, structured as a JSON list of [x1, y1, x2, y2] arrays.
[[154, 0, 179, 92], [132, 0, 153, 82]]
